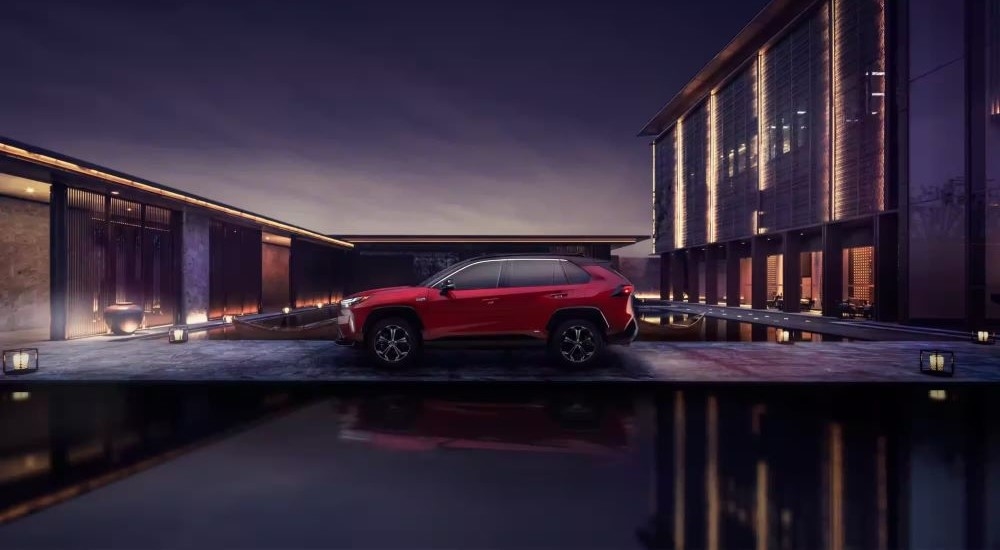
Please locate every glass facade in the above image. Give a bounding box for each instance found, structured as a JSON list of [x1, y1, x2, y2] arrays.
[[653, 127, 676, 252], [987, 0, 1000, 320], [682, 102, 710, 247], [760, 5, 830, 232], [833, 0, 887, 219], [715, 62, 759, 241]]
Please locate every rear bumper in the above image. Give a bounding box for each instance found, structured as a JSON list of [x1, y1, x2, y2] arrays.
[[606, 317, 638, 345]]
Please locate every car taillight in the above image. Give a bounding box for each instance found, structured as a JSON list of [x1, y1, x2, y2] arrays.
[[610, 284, 634, 297]]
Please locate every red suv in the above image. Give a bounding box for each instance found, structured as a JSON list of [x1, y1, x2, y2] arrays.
[[336, 254, 638, 368]]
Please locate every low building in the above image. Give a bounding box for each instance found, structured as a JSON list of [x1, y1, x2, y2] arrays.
[[641, 0, 999, 327], [0, 137, 354, 341], [339, 235, 648, 293]]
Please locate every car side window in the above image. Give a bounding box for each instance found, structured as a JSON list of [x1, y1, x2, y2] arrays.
[[502, 260, 567, 287], [445, 261, 502, 290], [561, 261, 591, 284]]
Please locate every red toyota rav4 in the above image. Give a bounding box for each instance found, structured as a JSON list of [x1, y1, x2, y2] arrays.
[[336, 254, 638, 368]]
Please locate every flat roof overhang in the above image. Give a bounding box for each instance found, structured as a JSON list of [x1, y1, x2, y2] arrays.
[[0, 137, 353, 250], [336, 235, 650, 244], [637, 0, 820, 138]]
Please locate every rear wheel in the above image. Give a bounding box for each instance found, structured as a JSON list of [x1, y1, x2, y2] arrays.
[[368, 317, 420, 368], [549, 319, 604, 368]]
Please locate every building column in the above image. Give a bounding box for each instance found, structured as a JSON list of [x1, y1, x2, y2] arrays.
[[725, 242, 741, 307], [704, 247, 719, 306], [660, 253, 672, 300], [49, 182, 68, 341], [671, 250, 686, 302], [822, 224, 844, 317], [751, 237, 768, 310], [782, 232, 802, 313], [875, 212, 899, 322], [180, 211, 210, 324], [687, 249, 701, 303]]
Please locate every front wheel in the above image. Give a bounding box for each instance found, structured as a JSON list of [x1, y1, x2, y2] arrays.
[[549, 319, 605, 368], [368, 317, 420, 368]]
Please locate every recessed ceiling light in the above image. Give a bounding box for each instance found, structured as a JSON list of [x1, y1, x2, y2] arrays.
[[25, 187, 34, 194], [111, 191, 120, 195]]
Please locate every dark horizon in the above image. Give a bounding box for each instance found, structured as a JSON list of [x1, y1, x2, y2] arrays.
[[0, 0, 767, 235]]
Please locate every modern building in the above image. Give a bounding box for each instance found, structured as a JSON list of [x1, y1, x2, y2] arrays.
[[0, 137, 354, 342], [339, 235, 648, 294], [642, 0, 999, 326]]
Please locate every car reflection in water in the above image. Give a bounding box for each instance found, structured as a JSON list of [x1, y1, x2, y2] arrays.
[[0, 386, 995, 549], [336, 394, 635, 456]]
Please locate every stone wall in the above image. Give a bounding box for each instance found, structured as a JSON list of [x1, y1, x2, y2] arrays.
[[181, 211, 210, 324], [0, 196, 50, 331]]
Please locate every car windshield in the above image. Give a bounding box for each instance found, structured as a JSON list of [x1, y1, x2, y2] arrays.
[[416, 259, 475, 287]]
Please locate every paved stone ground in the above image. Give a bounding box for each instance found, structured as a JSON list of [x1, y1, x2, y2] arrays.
[[2, 336, 998, 382], [639, 300, 969, 342]]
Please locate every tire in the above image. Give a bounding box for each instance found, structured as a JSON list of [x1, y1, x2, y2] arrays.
[[367, 317, 420, 368], [549, 319, 605, 368]]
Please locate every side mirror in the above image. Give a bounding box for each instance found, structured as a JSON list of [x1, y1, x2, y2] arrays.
[[439, 280, 456, 296]]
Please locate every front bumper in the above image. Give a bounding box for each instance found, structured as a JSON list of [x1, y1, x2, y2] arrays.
[[337, 309, 362, 343], [606, 317, 639, 346]]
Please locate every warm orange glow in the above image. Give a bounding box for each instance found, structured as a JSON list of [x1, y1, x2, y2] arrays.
[[674, 391, 686, 550], [0, 142, 354, 250], [875, 0, 886, 212], [757, 51, 769, 193], [708, 92, 719, 244], [832, 0, 840, 220], [876, 435, 888, 550], [652, 143, 658, 249], [828, 423, 844, 550], [755, 460, 769, 550], [706, 395, 720, 550], [675, 120, 685, 250], [344, 237, 640, 244]]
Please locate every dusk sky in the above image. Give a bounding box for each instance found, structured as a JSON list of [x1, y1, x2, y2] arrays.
[[1, 0, 766, 236]]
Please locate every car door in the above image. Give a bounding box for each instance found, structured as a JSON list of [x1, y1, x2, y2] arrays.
[[422, 260, 506, 339], [494, 259, 570, 336]]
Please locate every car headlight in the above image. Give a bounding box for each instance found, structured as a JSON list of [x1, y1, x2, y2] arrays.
[[341, 296, 369, 308]]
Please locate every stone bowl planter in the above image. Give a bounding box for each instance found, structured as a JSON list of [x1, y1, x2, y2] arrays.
[[103, 302, 145, 335]]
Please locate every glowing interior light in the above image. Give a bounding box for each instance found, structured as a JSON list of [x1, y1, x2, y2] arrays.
[[708, 92, 719, 244], [675, 120, 685, 250]]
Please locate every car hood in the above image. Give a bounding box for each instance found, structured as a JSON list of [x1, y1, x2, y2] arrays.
[[345, 286, 419, 299]]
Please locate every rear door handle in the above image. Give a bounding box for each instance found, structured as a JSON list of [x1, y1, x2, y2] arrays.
[[548, 292, 568, 299], [482, 297, 499, 304]]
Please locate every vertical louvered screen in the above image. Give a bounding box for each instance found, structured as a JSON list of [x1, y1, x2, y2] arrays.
[[715, 61, 760, 241], [208, 220, 262, 319], [654, 128, 676, 252], [65, 189, 178, 338], [760, 4, 831, 233], [683, 102, 709, 247], [833, 0, 886, 219], [66, 189, 108, 338]]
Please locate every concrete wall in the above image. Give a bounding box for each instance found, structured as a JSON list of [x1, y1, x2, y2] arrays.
[[181, 211, 210, 324], [0, 196, 50, 331], [261, 242, 290, 312]]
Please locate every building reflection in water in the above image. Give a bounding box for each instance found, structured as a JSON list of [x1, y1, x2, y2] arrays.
[[0, 386, 304, 521], [0, 385, 996, 549], [638, 387, 997, 550]]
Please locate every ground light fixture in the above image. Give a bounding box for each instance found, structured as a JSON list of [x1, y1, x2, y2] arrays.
[[775, 328, 793, 345], [223, 315, 234, 324], [282, 307, 291, 314], [2, 348, 39, 375], [972, 330, 995, 345], [168, 326, 189, 343], [919, 350, 955, 377]]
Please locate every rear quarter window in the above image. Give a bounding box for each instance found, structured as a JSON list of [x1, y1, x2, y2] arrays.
[[561, 261, 591, 284]]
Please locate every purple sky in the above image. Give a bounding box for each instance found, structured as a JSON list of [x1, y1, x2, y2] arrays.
[[1, 0, 766, 235]]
